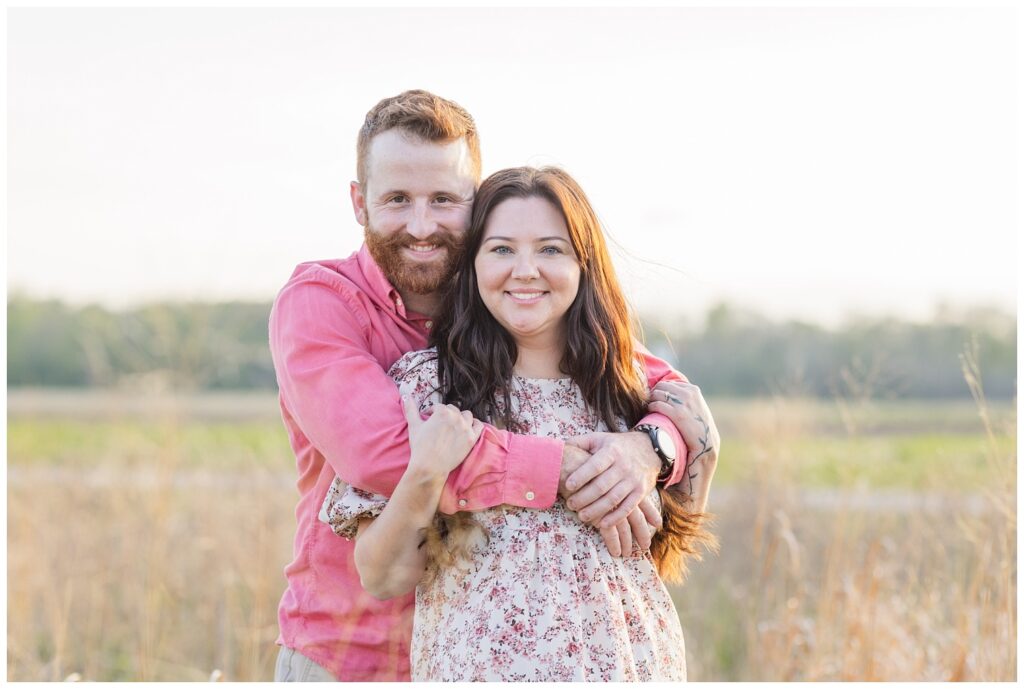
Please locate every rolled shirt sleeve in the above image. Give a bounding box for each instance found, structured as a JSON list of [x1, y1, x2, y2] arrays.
[[269, 274, 564, 512], [635, 342, 690, 488]]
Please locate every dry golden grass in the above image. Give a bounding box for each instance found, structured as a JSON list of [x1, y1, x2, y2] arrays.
[[6, 382, 1017, 680], [7, 417, 294, 681], [672, 370, 1016, 680]]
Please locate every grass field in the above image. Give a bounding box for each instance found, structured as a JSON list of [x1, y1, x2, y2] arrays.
[[6, 389, 1017, 680]]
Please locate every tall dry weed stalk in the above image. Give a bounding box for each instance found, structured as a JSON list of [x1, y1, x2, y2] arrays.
[[954, 337, 1016, 679]]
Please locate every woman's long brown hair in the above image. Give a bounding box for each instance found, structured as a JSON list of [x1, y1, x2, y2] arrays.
[[422, 166, 715, 584]]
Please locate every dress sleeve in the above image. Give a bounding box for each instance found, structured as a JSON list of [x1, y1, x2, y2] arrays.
[[319, 476, 389, 540], [387, 349, 445, 412]]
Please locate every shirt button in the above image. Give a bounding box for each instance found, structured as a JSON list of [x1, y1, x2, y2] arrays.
[[458, 499, 467, 507], [525, 491, 535, 501], [425, 320, 433, 329]]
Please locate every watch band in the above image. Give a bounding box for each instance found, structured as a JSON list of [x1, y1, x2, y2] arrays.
[[634, 423, 676, 482]]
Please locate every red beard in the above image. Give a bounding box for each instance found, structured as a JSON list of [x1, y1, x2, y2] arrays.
[[364, 225, 464, 295]]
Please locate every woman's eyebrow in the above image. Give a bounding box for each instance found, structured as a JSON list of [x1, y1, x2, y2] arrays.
[[483, 236, 571, 243]]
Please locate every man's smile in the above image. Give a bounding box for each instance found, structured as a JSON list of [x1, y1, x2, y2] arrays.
[[402, 243, 446, 261]]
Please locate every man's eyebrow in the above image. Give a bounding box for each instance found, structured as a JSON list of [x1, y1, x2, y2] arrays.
[[483, 236, 571, 243], [374, 189, 469, 198]]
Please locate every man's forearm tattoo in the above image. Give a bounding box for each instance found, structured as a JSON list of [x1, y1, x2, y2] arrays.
[[680, 413, 713, 500]]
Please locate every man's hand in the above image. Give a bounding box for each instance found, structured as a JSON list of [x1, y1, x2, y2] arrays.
[[560, 441, 660, 557], [646, 380, 720, 512], [558, 443, 591, 499], [563, 431, 661, 529]]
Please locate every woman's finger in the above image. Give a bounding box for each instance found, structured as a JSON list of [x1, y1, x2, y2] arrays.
[[638, 493, 663, 530], [402, 396, 424, 428], [616, 519, 632, 558], [626, 507, 651, 552], [599, 526, 621, 558]]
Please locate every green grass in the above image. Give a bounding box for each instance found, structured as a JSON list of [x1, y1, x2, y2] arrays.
[[717, 434, 1015, 490], [708, 396, 1016, 436], [8, 401, 1015, 491], [7, 420, 294, 471]]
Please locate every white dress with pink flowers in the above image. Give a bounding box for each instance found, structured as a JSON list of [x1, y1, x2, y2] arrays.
[[321, 349, 687, 682]]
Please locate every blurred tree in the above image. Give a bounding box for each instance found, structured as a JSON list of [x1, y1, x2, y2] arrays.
[[6, 297, 1016, 398], [8, 296, 91, 386]]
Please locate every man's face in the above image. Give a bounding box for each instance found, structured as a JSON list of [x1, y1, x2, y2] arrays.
[[352, 129, 476, 296]]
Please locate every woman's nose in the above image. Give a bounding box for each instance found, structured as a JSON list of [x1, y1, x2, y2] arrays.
[[511, 253, 539, 280]]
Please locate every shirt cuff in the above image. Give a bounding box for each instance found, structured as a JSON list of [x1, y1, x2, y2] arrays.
[[502, 433, 563, 509], [637, 411, 688, 487]]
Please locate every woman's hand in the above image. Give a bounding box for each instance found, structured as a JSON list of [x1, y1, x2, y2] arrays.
[[646, 381, 720, 511], [354, 398, 481, 601], [404, 396, 484, 481]]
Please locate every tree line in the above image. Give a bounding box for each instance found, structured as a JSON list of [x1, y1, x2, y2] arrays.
[[7, 296, 1016, 399]]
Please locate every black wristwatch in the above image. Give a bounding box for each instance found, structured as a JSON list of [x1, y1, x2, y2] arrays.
[[634, 423, 677, 483]]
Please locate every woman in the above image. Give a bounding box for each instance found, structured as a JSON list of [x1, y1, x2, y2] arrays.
[[321, 167, 717, 681]]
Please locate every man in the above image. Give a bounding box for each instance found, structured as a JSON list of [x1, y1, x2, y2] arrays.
[[269, 90, 718, 681]]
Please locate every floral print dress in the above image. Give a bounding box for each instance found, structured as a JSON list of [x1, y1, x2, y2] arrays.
[[320, 349, 687, 682]]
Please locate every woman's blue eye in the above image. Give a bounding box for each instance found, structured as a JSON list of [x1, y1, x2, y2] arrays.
[[541, 246, 562, 255], [493, 246, 513, 255]]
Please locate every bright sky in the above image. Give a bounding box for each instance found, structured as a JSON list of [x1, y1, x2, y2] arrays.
[[6, 6, 1018, 327]]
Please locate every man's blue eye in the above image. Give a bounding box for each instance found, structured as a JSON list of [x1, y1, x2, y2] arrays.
[[390, 195, 407, 203]]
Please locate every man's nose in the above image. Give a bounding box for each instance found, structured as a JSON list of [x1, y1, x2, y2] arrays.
[[406, 201, 438, 240]]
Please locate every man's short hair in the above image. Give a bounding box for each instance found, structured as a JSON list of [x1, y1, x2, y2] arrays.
[[356, 89, 482, 186]]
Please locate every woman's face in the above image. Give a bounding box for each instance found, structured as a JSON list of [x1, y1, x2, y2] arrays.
[[474, 196, 581, 349]]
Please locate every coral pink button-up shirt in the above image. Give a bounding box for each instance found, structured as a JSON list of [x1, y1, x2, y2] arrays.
[[269, 245, 687, 681]]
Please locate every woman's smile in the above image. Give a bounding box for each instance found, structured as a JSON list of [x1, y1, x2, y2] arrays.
[[505, 290, 548, 304]]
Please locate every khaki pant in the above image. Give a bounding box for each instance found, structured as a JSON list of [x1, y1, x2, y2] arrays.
[[274, 646, 337, 682]]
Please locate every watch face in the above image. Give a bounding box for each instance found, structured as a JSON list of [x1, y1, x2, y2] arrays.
[[655, 427, 677, 461]]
